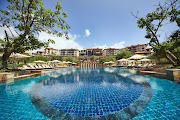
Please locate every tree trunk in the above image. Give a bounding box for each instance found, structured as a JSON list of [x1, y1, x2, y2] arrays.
[[1, 50, 12, 69], [163, 50, 180, 66], [166, 50, 180, 66]]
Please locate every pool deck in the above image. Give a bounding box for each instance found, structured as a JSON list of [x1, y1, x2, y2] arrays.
[[138, 68, 180, 83], [0, 69, 59, 84]]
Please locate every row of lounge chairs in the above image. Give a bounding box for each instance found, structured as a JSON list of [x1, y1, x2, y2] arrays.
[[22, 63, 67, 70], [115, 63, 156, 68]]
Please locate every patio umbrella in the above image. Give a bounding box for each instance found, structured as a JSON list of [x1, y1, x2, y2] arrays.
[[108, 61, 114, 64], [10, 53, 31, 58], [10, 53, 31, 69], [117, 59, 129, 65], [117, 58, 128, 62], [34, 60, 45, 63], [52, 60, 62, 63], [72, 63, 77, 64], [138, 58, 151, 61], [104, 62, 110, 64], [128, 54, 147, 60], [66, 61, 72, 64]]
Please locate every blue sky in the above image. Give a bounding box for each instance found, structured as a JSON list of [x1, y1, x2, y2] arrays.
[[0, 0, 178, 52]]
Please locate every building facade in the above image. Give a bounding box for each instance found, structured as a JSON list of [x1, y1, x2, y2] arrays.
[[79, 48, 103, 56], [127, 44, 151, 55], [103, 48, 120, 56], [45, 48, 59, 55], [60, 49, 79, 57], [32, 43, 152, 57]]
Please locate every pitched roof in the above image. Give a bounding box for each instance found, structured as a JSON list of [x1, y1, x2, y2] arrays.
[[45, 47, 57, 50], [127, 44, 147, 48], [38, 50, 45, 53]]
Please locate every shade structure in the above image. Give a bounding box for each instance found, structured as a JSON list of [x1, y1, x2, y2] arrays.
[[66, 61, 72, 64], [117, 59, 128, 62], [138, 58, 151, 61], [128, 60, 135, 62], [47, 61, 54, 63], [108, 61, 114, 64], [10, 53, 31, 58], [128, 54, 147, 60], [34, 60, 45, 63], [72, 63, 77, 64], [104, 61, 114, 65], [62, 61, 72, 64], [103, 62, 109, 64], [52, 60, 62, 63]]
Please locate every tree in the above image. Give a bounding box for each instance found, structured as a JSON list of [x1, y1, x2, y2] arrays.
[[106, 56, 116, 62], [83, 55, 88, 61], [116, 48, 132, 60], [99, 58, 106, 65], [133, 0, 180, 66], [65, 56, 73, 62], [91, 55, 97, 62], [0, 0, 70, 69]]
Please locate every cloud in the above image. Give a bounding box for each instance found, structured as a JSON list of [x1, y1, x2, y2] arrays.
[[85, 29, 91, 37], [0, 26, 18, 39], [28, 32, 83, 53], [110, 41, 125, 48], [94, 41, 125, 49]]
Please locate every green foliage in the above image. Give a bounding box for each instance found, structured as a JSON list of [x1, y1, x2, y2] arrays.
[[99, 58, 106, 64], [65, 56, 73, 62], [116, 48, 132, 60], [106, 56, 116, 62], [73, 59, 80, 64], [99, 56, 116, 64], [136, 0, 179, 46], [0, 0, 70, 69], [83, 55, 88, 60], [0, 69, 22, 72], [135, 0, 180, 66], [50, 55, 63, 61], [23, 55, 62, 63], [91, 55, 97, 61], [148, 52, 164, 59]]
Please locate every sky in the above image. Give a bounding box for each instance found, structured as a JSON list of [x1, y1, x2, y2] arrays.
[[0, 0, 178, 53]]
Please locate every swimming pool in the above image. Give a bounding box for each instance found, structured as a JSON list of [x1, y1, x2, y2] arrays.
[[0, 67, 179, 119]]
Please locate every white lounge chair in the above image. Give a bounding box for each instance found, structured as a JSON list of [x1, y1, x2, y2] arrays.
[[22, 65, 31, 70]]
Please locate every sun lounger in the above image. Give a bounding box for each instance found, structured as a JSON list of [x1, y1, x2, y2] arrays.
[[22, 65, 31, 70], [127, 64, 132, 68], [135, 64, 143, 68], [142, 63, 149, 68]]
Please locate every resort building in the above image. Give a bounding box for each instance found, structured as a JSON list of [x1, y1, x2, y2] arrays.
[[60, 49, 79, 57], [127, 44, 152, 55], [79, 48, 103, 56], [103, 48, 120, 56], [36, 50, 46, 56], [31, 43, 152, 57], [45, 48, 60, 56], [79, 49, 87, 56]]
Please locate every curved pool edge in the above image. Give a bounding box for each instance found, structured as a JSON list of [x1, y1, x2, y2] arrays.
[[113, 77, 153, 119], [29, 73, 153, 120]]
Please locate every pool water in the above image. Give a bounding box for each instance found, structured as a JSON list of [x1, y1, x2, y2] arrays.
[[0, 67, 179, 119]]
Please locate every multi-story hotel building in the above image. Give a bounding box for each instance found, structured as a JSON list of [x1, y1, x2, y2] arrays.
[[34, 48, 79, 57], [32, 43, 152, 57], [103, 48, 120, 56], [45, 48, 60, 55], [79, 48, 103, 56], [36, 50, 46, 56], [127, 44, 151, 55], [60, 49, 79, 57]]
